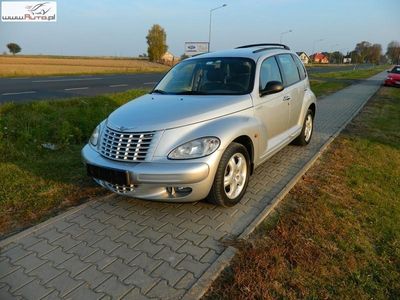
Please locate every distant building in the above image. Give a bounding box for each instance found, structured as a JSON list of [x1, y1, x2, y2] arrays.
[[161, 51, 179, 65], [343, 57, 352, 64], [311, 52, 329, 64], [296, 52, 310, 64]]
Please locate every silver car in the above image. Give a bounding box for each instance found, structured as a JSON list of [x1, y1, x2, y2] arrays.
[[82, 43, 317, 207]]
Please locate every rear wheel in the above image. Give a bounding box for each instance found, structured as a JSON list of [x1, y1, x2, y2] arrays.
[[293, 109, 314, 146], [207, 143, 250, 207]]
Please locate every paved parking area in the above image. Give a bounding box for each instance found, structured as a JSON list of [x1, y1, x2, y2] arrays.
[[0, 72, 385, 299]]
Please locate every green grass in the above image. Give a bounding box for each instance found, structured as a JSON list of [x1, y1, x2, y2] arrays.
[[0, 90, 147, 236], [309, 65, 389, 97], [206, 87, 400, 299]]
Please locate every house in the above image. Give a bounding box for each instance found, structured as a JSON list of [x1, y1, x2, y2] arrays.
[[311, 52, 329, 64], [296, 52, 310, 64], [343, 57, 352, 64], [161, 51, 179, 66]]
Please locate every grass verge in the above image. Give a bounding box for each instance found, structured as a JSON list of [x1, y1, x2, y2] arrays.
[[205, 86, 400, 299], [310, 65, 388, 97], [0, 89, 147, 238]]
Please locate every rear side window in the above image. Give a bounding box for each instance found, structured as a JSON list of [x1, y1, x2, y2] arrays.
[[292, 54, 307, 80], [259, 56, 282, 90], [277, 54, 300, 86]]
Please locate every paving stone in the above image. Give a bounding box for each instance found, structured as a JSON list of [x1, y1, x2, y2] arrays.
[[177, 256, 210, 278], [64, 283, 105, 300], [115, 232, 144, 248], [151, 261, 187, 286], [17, 236, 42, 249], [121, 287, 149, 300], [59, 255, 91, 277], [200, 249, 219, 264], [0, 284, 20, 300], [62, 223, 88, 238], [82, 219, 109, 233], [68, 214, 93, 227], [110, 244, 141, 264], [177, 241, 208, 260], [0, 258, 19, 279], [129, 253, 163, 273], [199, 236, 224, 254], [124, 268, 159, 295], [41, 290, 62, 300], [46, 271, 84, 297], [28, 239, 58, 257], [75, 265, 112, 289], [146, 279, 185, 299], [137, 227, 166, 242], [42, 247, 73, 266], [103, 259, 136, 281], [92, 237, 122, 254], [14, 279, 54, 299], [0, 267, 34, 292], [83, 250, 117, 270], [175, 272, 197, 290], [154, 246, 186, 267], [28, 261, 64, 284], [39, 228, 65, 243], [120, 221, 147, 235], [133, 239, 163, 257], [156, 234, 186, 251], [98, 225, 126, 241], [75, 229, 104, 246], [1, 244, 31, 263], [158, 223, 186, 238], [50, 234, 81, 252], [13, 252, 46, 273], [178, 230, 208, 246], [95, 275, 132, 299], [66, 242, 97, 259], [178, 220, 206, 234]]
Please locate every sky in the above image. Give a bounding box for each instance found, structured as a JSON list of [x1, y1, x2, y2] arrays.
[[0, 0, 399, 57]]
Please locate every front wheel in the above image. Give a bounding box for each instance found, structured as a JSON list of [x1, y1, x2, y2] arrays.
[[293, 109, 314, 146], [206, 143, 250, 207]]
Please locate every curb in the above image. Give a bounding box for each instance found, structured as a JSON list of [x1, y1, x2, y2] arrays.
[[182, 76, 382, 300]]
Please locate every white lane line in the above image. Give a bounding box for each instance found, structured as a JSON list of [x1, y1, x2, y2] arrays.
[[32, 78, 103, 83], [1, 91, 36, 96], [10, 77, 29, 80], [143, 82, 157, 85], [64, 87, 89, 91], [109, 84, 128, 88]]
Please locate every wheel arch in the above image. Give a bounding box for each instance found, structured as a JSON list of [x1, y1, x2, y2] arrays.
[[232, 135, 255, 174]]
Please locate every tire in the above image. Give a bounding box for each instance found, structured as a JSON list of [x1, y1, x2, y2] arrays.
[[206, 142, 250, 207], [293, 109, 314, 146]]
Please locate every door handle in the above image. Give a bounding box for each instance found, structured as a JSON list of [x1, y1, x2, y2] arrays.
[[283, 95, 291, 101], [304, 87, 308, 91]]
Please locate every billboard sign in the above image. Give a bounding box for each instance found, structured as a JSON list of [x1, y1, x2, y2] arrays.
[[185, 42, 209, 56]]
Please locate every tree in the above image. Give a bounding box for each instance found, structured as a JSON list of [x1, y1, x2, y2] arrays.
[[329, 51, 343, 64], [146, 24, 168, 62], [386, 41, 400, 64], [368, 43, 382, 64], [7, 43, 21, 55]]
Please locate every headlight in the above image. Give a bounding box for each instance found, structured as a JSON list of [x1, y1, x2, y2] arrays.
[[168, 137, 220, 160], [89, 125, 101, 146]]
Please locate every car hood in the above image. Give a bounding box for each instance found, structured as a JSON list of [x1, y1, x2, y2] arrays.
[[106, 93, 253, 131]]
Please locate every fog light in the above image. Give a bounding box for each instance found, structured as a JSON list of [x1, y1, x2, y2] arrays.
[[174, 187, 192, 193]]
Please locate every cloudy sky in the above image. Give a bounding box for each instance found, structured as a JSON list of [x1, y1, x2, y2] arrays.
[[1, 0, 399, 56]]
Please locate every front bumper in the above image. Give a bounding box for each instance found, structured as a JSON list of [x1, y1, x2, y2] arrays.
[[82, 145, 214, 202], [384, 79, 400, 87]]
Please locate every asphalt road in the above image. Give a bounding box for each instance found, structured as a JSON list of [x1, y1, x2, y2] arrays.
[[0, 64, 376, 103], [0, 73, 165, 104]]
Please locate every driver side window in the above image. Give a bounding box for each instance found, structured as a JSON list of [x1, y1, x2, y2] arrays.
[[260, 56, 282, 91]]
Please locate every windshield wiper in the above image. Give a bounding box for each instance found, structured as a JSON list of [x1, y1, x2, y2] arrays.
[[152, 89, 167, 94], [175, 91, 208, 95]]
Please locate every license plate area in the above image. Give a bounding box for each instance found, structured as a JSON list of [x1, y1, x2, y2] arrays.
[[87, 164, 130, 185]]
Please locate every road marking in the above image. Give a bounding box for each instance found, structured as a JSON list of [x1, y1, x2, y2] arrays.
[[32, 78, 103, 83], [1, 91, 36, 96], [64, 87, 89, 91], [109, 84, 128, 88], [143, 82, 157, 85], [10, 77, 29, 80]]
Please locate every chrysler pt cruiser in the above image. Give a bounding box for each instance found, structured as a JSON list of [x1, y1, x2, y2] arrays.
[[82, 43, 317, 206]]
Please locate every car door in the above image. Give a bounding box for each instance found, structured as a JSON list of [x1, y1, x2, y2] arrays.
[[291, 54, 308, 127], [276, 54, 302, 132], [254, 56, 289, 159]]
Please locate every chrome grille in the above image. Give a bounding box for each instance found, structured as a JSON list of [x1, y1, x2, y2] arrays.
[[100, 127, 154, 162]]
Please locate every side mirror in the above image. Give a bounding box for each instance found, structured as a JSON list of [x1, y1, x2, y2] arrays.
[[260, 81, 284, 97]]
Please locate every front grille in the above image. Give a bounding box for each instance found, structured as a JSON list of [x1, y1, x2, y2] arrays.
[[103, 181, 136, 194], [100, 127, 154, 162]]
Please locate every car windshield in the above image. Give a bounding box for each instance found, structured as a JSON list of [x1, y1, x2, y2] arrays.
[[390, 66, 400, 74], [153, 57, 255, 95]]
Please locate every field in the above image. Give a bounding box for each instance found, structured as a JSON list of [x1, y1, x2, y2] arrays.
[[0, 55, 169, 77], [206, 87, 400, 299]]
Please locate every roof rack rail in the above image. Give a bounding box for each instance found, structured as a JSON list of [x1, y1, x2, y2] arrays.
[[236, 43, 290, 50]]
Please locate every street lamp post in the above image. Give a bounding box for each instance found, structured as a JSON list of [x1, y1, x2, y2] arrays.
[[208, 4, 227, 52], [280, 30, 293, 44]]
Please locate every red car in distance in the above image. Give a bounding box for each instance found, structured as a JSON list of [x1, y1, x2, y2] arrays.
[[384, 65, 400, 87]]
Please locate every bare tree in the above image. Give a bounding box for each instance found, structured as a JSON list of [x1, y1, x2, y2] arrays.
[[146, 24, 168, 63]]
